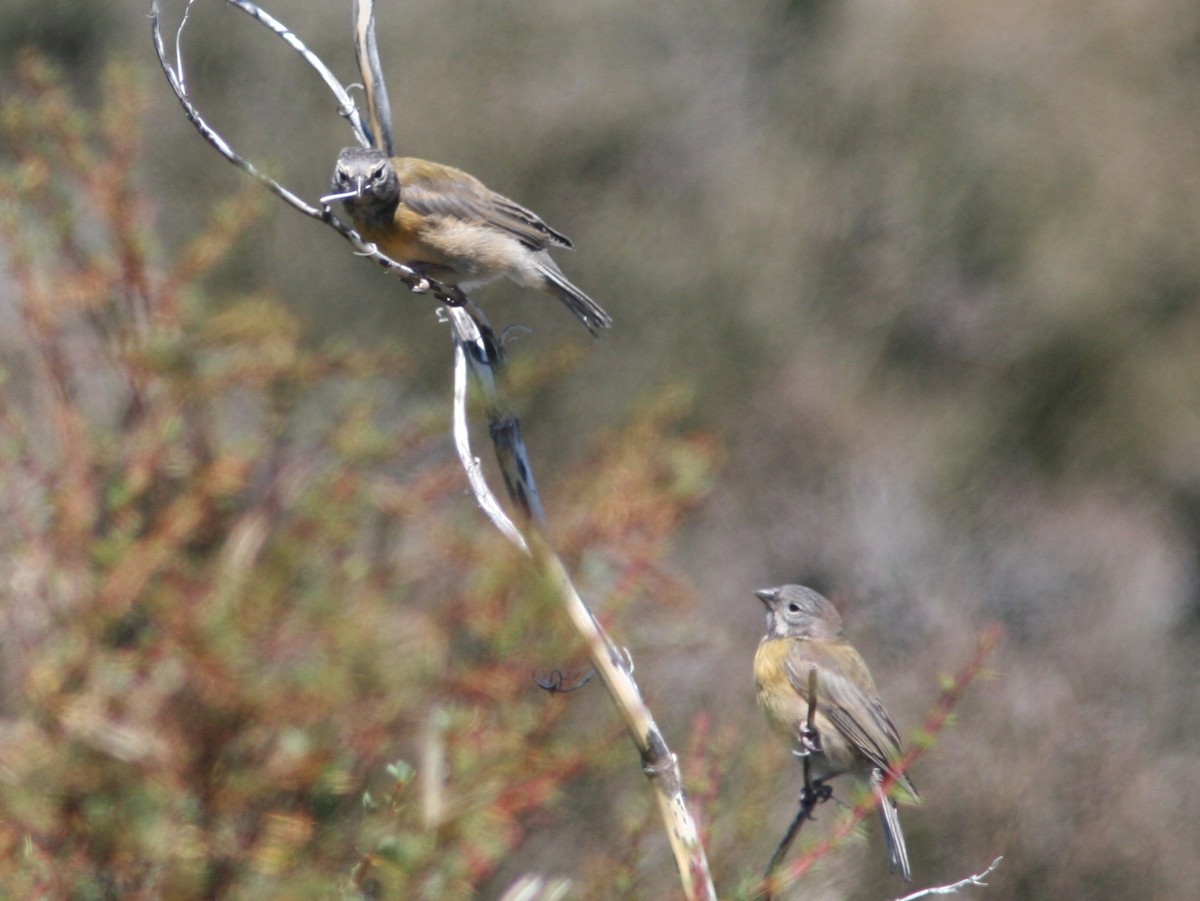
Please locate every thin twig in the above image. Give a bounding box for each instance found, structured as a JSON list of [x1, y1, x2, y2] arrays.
[[149, 3, 464, 306], [209, 0, 372, 144], [763, 664, 827, 901], [533, 668, 595, 694], [151, 2, 321, 215], [803, 664, 818, 792], [173, 0, 197, 90], [891, 857, 1004, 901], [352, 0, 393, 154]]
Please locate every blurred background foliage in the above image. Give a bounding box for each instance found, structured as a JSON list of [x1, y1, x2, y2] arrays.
[[2, 1, 1200, 898]]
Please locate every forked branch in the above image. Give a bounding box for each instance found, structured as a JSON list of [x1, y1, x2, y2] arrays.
[[151, 1, 716, 898]]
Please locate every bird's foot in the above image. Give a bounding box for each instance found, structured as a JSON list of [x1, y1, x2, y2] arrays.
[[404, 263, 465, 306], [800, 778, 833, 808]]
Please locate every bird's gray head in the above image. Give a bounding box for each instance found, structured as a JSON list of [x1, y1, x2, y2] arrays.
[[755, 584, 845, 641], [322, 147, 399, 224]]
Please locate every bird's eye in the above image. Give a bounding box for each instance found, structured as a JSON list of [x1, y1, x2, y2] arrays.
[[370, 163, 386, 181], [787, 603, 801, 614]]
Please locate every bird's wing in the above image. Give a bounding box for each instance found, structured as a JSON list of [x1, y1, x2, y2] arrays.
[[488, 194, 574, 250], [784, 641, 912, 790], [397, 162, 573, 251]]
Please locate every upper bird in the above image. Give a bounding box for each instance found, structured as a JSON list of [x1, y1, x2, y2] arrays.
[[325, 147, 612, 337], [753, 584, 918, 881]]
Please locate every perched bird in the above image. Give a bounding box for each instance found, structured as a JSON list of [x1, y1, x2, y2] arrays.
[[753, 584, 918, 880], [324, 147, 612, 336]]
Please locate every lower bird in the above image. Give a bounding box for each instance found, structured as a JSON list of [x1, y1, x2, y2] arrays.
[[753, 584, 918, 880], [324, 147, 612, 336]]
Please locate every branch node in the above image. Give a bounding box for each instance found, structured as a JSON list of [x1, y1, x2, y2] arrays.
[[642, 750, 677, 778]]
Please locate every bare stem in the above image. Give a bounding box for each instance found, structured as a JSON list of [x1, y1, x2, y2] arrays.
[[763, 664, 825, 901], [152, 1, 718, 896], [891, 857, 1004, 901]]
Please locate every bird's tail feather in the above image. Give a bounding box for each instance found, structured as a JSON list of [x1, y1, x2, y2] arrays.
[[872, 768, 912, 881], [536, 262, 613, 337]]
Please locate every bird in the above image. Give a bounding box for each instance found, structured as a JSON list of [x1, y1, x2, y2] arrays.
[[323, 147, 612, 336], [753, 584, 918, 880]]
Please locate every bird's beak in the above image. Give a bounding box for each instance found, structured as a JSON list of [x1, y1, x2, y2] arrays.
[[319, 175, 367, 205], [755, 588, 779, 606]]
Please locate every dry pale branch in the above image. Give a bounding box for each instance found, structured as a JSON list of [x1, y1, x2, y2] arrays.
[[341, 1, 714, 894], [351, 0, 393, 157], [152, 1, 717, 897]]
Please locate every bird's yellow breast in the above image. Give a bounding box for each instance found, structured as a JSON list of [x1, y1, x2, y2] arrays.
[[754, 638, 809, 741], [356, 204, 439, 267]]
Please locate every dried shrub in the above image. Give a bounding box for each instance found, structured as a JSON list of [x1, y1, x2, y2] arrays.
[[0, 55, 719, 900]]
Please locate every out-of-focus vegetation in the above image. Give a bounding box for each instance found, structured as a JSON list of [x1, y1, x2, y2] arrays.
[[4, 0, 1200, 898], [0, 56, 719, 898]]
